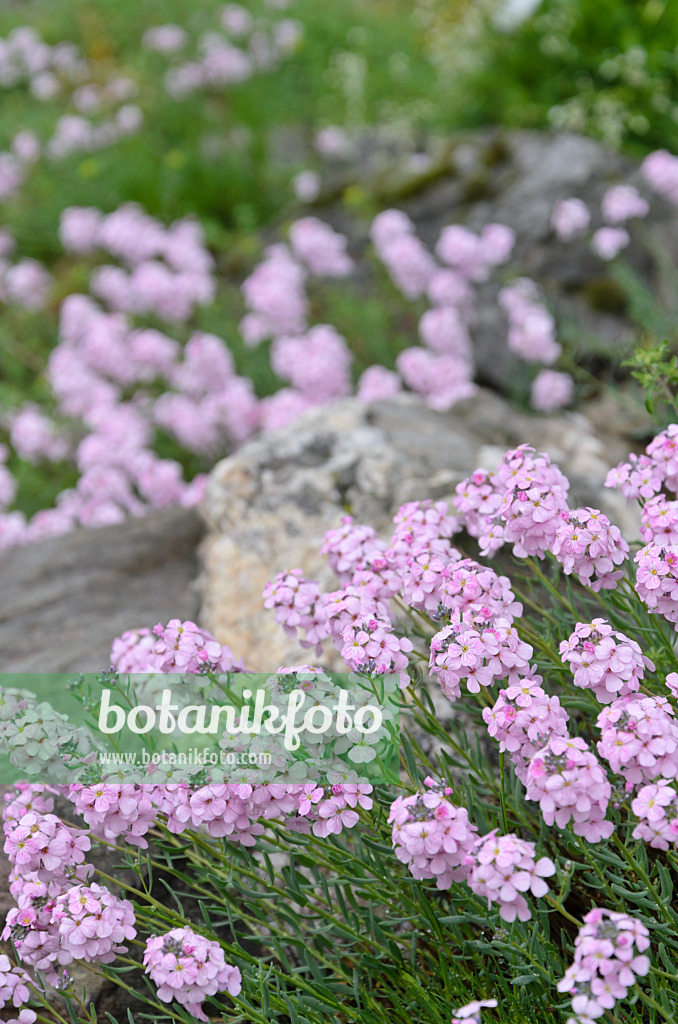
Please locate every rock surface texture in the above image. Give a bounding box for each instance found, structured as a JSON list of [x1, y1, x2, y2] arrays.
[[0, 508, 202, 672], [200, 390, 638, 670]]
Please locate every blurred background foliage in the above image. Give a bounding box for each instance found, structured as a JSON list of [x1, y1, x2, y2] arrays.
[[0, 0, 677, 512]]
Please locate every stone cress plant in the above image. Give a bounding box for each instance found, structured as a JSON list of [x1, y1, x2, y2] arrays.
[[6, 424, 678, 1024]]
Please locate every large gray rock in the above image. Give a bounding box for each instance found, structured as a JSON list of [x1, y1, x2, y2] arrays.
[[199, 390, 638, 671], [0, 508, 203, 672]]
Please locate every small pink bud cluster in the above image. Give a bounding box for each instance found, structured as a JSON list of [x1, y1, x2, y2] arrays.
[[558, 908, 650, 1021], [465, 831, 556, 923], [634, 543, 678, 628], [526, 736, 613, 842], [143, 927, 242, 1021], [151, 618, 242, 674], [429, 620, 532, 702], [552, 507, 628, 591], [52, 883, 136, 965], [388, 781, 478, 889], [597, 695, 678, 787], [559, 619, 653, 704], [498, 278, 561, 365], [631, 779, 678, 850], [483, 676, 569, 781]]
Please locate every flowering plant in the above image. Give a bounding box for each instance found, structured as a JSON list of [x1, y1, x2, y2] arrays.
[[2, 420, 678, 1024]]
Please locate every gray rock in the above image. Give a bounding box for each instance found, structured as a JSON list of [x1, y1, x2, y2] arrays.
[[0, 509, 203, 672], [199, 390, 638, 670]]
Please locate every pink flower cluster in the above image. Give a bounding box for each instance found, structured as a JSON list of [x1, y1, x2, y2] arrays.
[[455, 444, 570, 559], [498, 278, 561, 365], [530, 368, 574, 412], [551, 198, 590, 241], [597, 695, 678, 787], [389, 781, 555, 920], [634, 543, 678, 628], [60, 204, 215, 322], [368, 211, 520, 411], [601, 185, 649, 225], [395, 346, 475, 411], [370, 210, 436, 299], [484, 675, 569, 781], [607, 423, 678, 501], [558, 908, 650, 1021], [465, 831, 555, 923], [525, 735, 613, 842], [143, 927, 241, 1021], [591, 226, 630, 261], [631, 779, 678, 850], [240, 242, 308, 344], [4, 810, 90, 880], [158, 5, 302, 100], [289, 217, 354, 277], [0, 26, 84, 100], [552, 507, 628, 590], [47, 105, 143, 162], [67, 783, 158, 849], [270, 325, 353, 402], [51, 884, 136, 965], [0, 228, 52, 312], [151, 618, 243, 674], [643, 148, 678, 205], [559, 619, 653, 704], [493, 446, 570, 558], [429, 620, 532, 702], [0, 955, 32, 1010], [388, 781, 478, 889], [640, 494, 678, 544], [435, 223, 515, 284]]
